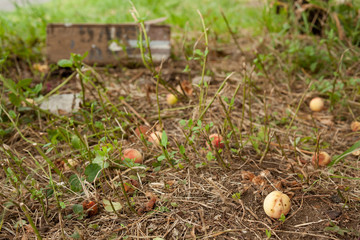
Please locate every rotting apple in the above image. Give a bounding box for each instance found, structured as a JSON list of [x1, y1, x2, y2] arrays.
[[206, 134, 225, 149], [121, 149, 143, 164], [311, 151, 331, 166], [309, 97, 324, 112], [82, 200, 98, 217], [263, 191, 291, 219]]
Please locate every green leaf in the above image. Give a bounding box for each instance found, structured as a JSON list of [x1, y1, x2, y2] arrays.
[[88, 224, 99, 230], [103, 199, 122, 212], [17, 78, 32, 88], [60, 201, 66, 209], [84, 164, 102, 182], [94, 121, 104, 129], [157, 155, 166, 161], [0, 76, 18, 94], [330, 175, 360, 180], [161, 130, 168, 147], [179, 145, 185, 155], [8, 110, 16, 119], [179, 119, 187, 126], [206, 151, 214, 161], [194, 49, 203, 56], [14, 219, 27, 228], [9, 93, 21, 107], [278, 213, 286, 222], [71, 135, 82, 150], [188, 119, 193, 128], [93, 151, 109, 169], [329, 139, 360, 166], [32, 83, 42, 95], [72, 204, 83, 214], [324, 224, 350, 236], [6, 167, 18, 182], [71, 230, 80, 239], [57, 59, 73, 68], [69, 174, 82, 192]]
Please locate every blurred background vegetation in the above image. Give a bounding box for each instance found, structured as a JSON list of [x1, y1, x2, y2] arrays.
[[0, 0, 360, 79]]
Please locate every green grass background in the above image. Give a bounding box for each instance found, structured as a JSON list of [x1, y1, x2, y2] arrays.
[[0, 0, 262, 62]]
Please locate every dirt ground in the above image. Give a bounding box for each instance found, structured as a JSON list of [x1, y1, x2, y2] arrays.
[[1, 37, 360, 240]]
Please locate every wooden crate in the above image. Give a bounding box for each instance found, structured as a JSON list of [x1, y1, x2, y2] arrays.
[[46, 23, 171, 65]]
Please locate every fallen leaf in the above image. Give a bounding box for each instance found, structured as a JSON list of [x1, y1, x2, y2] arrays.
[[103, 199, 122, 212], [25, 224, 34, 234], [241, 171, 255, 181], [251, 176, 266, 186], [145, 196, 157, 211], [274, 180, 283, 190], [123, 179, 139, 193], [178, 80, 193, 96], [259, 170, 272, 178], [137, 193, 157, 215]]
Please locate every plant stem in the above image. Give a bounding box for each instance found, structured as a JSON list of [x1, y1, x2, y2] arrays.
[[20, 203, 43, 240]]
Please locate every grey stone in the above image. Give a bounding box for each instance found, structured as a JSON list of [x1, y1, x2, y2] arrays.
[[39, 93, 82, 115]]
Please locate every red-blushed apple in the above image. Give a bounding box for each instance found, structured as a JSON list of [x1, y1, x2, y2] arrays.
[[121, 148, 143, 164], [206, 134, 225, 149]]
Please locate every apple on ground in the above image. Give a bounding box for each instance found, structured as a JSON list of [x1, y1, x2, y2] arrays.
[[206, 134, 225, 149], [263, 191, 291, 219], [121, 149, 143, 164]]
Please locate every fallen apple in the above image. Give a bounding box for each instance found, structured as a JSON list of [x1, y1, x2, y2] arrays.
[[312, 151, 331, 166], [350, 121, 360, 132], [309, 97, 324, 112], [135, 125, 151, 138], [263, 191, 291, 219], [121, 148, 143, 164], [82, 200, 98, 217], [166, 93, 178, 105], [64, 158, 78, 171], [206, 134, 225, 149], [148, 131, 162, 146]]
